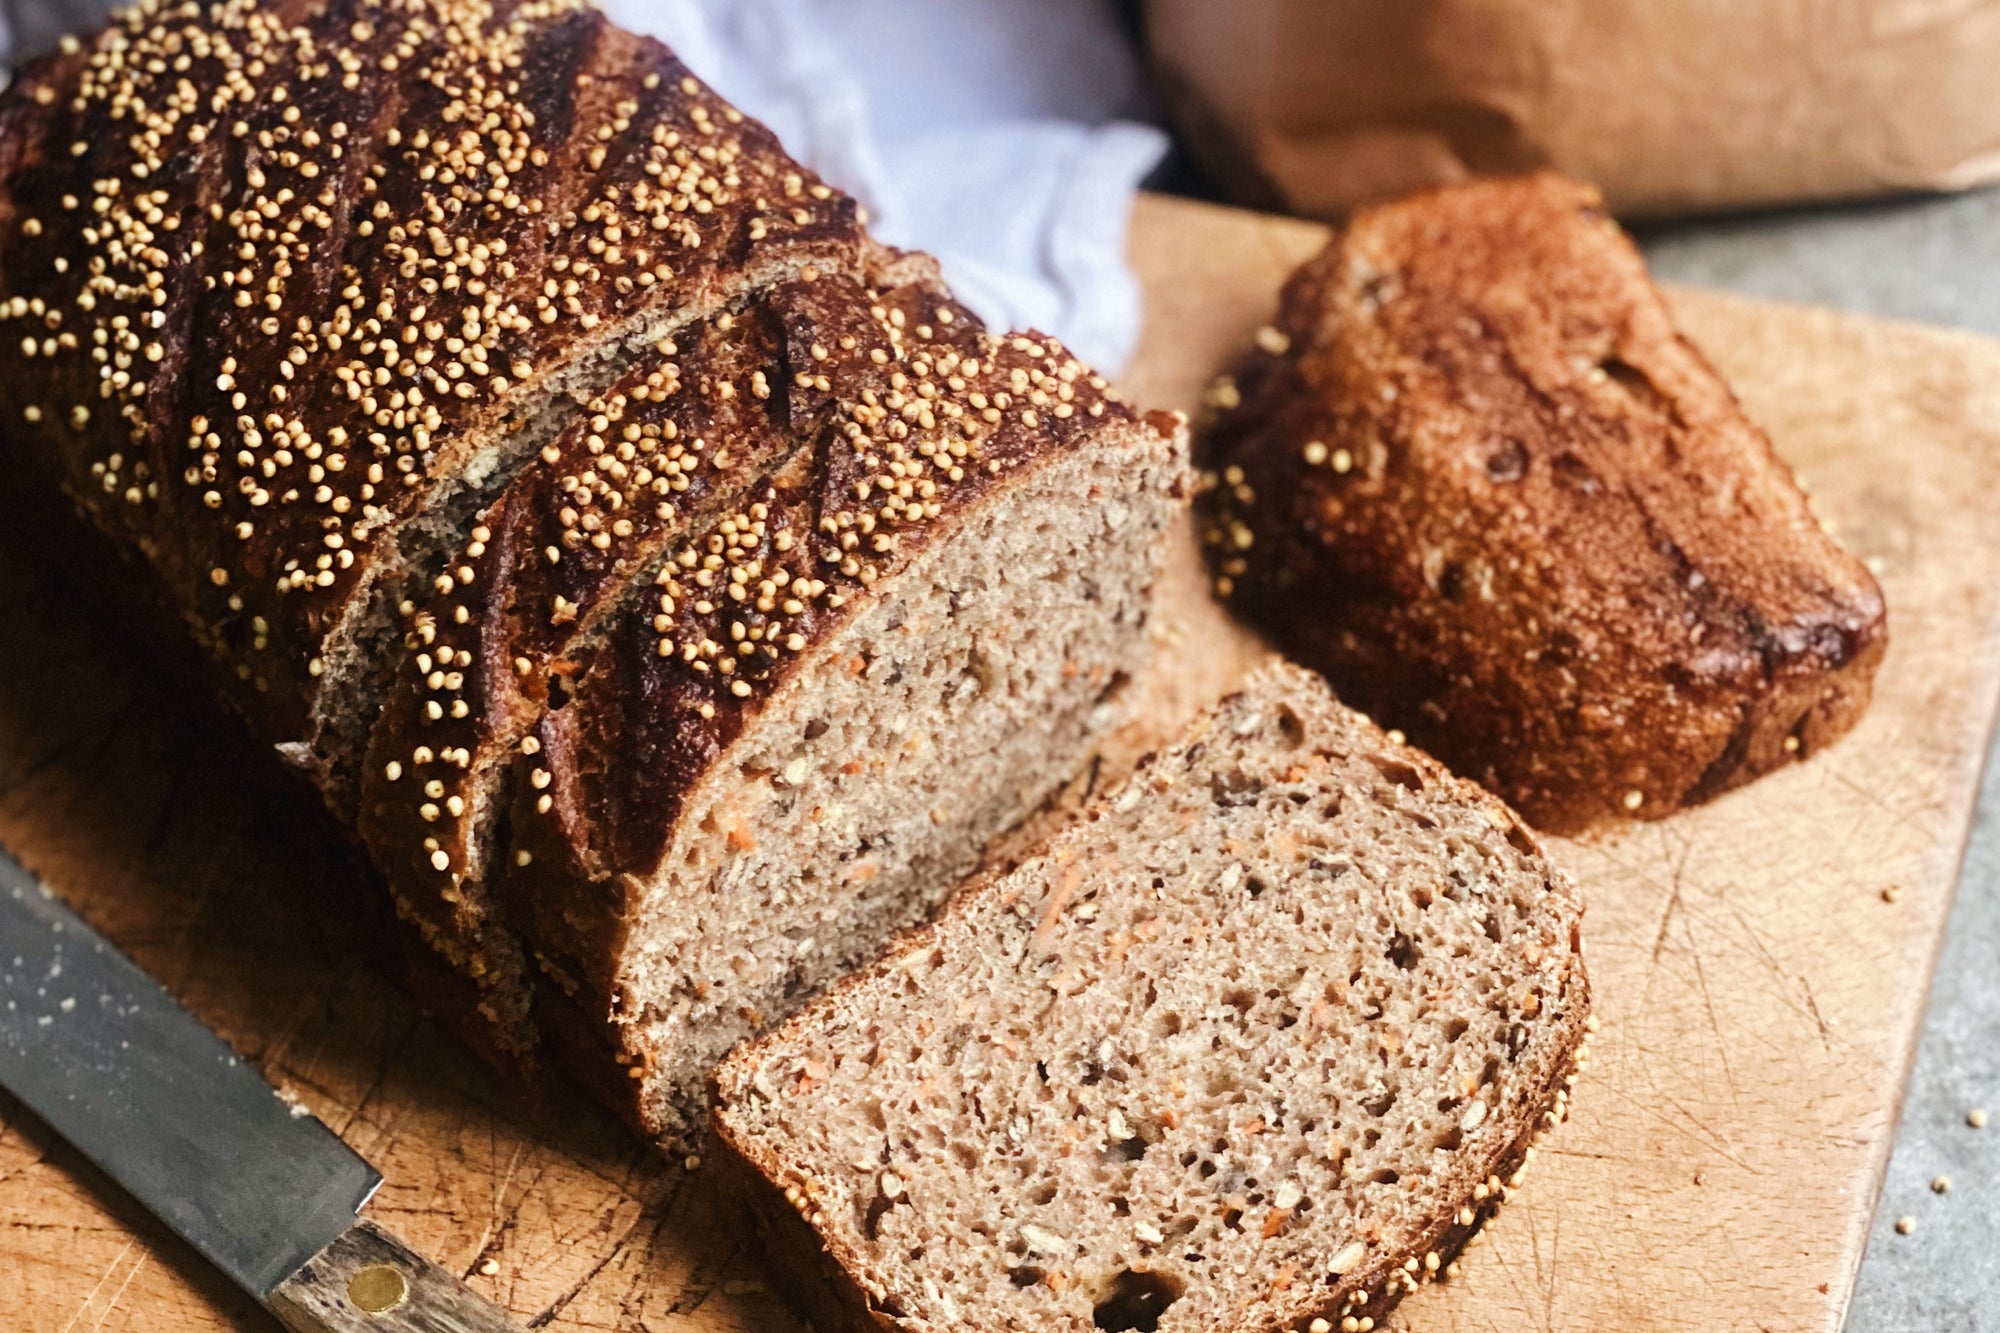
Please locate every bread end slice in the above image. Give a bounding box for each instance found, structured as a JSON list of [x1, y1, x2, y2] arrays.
[[713, 662, 1590, 1333], [1202, 173, 1886, 832]]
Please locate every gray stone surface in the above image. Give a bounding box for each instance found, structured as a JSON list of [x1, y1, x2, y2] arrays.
[[1639, 189, 2000, 1332]]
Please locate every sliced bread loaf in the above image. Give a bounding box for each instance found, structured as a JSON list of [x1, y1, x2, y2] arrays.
[[712, 661, 1591, 1333], [0, 2, 1192, 1127], [1200, 174, 1887, 832]]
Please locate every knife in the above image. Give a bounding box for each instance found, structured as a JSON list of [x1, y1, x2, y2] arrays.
[[0, 846, 526, 1332]]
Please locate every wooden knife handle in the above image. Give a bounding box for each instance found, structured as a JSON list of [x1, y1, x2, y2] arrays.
[[267, 1219, 523, 1333]]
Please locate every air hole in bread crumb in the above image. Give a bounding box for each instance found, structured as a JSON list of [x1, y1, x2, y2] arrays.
[[863, 1185, 906, 1240], [1486, 438, 1527, 482], [1368, 756, 1424, 792], [1553, 451, 1602, 495], [1209, 771, 1263, 808], [1274, 706, 1306, 749], [1599, 357, 1670, 417], [1092, 1268, 1184, 1332], [1372, 1168, 1401, 1186]]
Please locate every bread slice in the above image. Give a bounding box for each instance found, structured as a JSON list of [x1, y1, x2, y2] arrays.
[[500, 314, 1189, 1142], [1200, 174, 1887, 832], [712, 662, 1591, 1333]]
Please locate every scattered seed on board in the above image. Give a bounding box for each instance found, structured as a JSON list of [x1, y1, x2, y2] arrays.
[[1930, 1175, 1951, 1195], [1894, 1216, 1916, 1236], [1969, 1107, 1989, 1130], [479, 1258, 501, 1277]]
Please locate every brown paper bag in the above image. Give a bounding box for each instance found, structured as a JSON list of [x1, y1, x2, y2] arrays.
[[1145, 0, 2000, 219]]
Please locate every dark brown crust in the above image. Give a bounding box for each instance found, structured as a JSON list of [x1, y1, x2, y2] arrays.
[[708, 667, 1592, 1333], [0, 0, 862, 808], [1200, 173, 1887, 833]]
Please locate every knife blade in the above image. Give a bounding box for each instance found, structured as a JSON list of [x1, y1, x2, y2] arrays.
[[0, 846, 525, 1332]]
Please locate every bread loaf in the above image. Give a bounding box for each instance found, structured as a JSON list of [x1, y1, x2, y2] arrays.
[[1200, 175, 1887, 832], [0, 0, 1186, 1118], [713, 662, 1591, 1333]]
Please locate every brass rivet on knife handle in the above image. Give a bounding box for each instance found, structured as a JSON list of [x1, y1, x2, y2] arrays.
[[268, 1220, 525, 1333], [347, 1265, 408, 1315]]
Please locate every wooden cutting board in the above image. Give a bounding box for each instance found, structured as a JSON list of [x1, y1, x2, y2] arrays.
[[3, 193, 1999, 1332]]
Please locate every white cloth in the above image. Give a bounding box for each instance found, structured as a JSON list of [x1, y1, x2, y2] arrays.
[[0, 0, 1166, 370], [579, 0, 1168, 371]]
